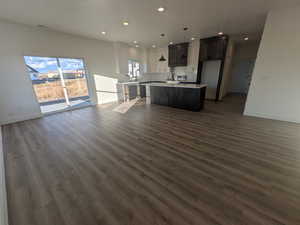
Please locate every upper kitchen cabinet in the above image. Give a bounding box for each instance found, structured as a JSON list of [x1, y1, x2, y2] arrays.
[[168, 43, 189, 67], [199, 36, 228, 61]]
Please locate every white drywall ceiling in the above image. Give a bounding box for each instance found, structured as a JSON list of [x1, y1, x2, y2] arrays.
[[0, 0, 299, 47]]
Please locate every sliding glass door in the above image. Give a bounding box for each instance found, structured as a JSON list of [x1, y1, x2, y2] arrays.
[[24, 56, 90, 114], [58, 58, 89, 105]]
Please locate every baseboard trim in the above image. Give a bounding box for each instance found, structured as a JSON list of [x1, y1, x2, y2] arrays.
[[97, 100, 118, 105], [243, 111, 300, 124], [0, 113, 42, 126], [43, 102, 95, 117], [0, 128, 9, 225]]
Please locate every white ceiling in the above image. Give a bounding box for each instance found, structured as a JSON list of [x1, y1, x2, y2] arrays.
[[0, 0, 299, 47]]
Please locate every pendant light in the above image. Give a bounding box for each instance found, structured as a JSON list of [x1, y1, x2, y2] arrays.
[[159, 55, 166, 61], [158, 33, 166, 62]]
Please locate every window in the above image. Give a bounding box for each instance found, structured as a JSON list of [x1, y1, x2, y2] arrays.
[[128, 60, 141, 79], [24, 56, 90, 113]]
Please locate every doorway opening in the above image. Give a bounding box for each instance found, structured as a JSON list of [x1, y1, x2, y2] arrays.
[[24, 56, 91, 114], [226, 41, 260, 114]]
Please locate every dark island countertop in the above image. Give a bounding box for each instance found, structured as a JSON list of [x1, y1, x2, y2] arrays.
[[142, 82, 207, 89]]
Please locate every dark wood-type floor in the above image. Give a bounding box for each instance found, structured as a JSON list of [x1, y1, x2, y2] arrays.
[[3, 95, 300, 225]]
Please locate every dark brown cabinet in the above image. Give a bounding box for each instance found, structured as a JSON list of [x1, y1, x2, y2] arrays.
[[168, 43, 189, 67], [196, 35, 229, 102], [199, 36, 228, 61], [139, 85, 146, 98], [150, 86, 206, 111]]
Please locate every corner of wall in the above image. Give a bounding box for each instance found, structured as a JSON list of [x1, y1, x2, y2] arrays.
[[0, 112, 42, 126], [219, 38, 235, 99], [0, 128, 9, 225]]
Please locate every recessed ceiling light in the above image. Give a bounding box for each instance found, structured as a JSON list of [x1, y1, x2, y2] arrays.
[[169, 42, 173, 45], [152, 45, 156, 48], [135, 45, 139, 48], [123, 21, 129, 26], [157, 7, 165, 12], [133, 40, 138, 44], [191, 37, 195, 41], [244, 37, 249, 41], [101, 31, 106, 35], [218, 32, 223, 35]]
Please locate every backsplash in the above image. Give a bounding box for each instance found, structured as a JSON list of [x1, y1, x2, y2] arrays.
[[141, 65, 197, 82]]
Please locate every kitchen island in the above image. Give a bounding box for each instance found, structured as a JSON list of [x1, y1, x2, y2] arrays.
[[142, 83, 207, 111]]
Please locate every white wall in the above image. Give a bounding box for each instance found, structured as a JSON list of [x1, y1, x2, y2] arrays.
[[147, 46, 169, 74], [145, 41, 200, 82], [0, 20, 146, 124], [244, 6, 300, 123], [114, 42, 147, 75], [95, 41, 147, 104]]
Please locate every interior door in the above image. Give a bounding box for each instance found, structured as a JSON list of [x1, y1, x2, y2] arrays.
[[230, 59, 255, 94]]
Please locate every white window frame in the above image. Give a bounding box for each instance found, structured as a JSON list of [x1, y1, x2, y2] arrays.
[[128, 59, 141, 79]]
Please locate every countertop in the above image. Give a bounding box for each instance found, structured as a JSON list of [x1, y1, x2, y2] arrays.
[[118, 81, 140, 85], [141, 82, 207, 89], [118, 81, 166, 85]]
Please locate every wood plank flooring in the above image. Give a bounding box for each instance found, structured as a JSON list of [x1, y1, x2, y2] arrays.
[[3, 95, 300, 225]]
